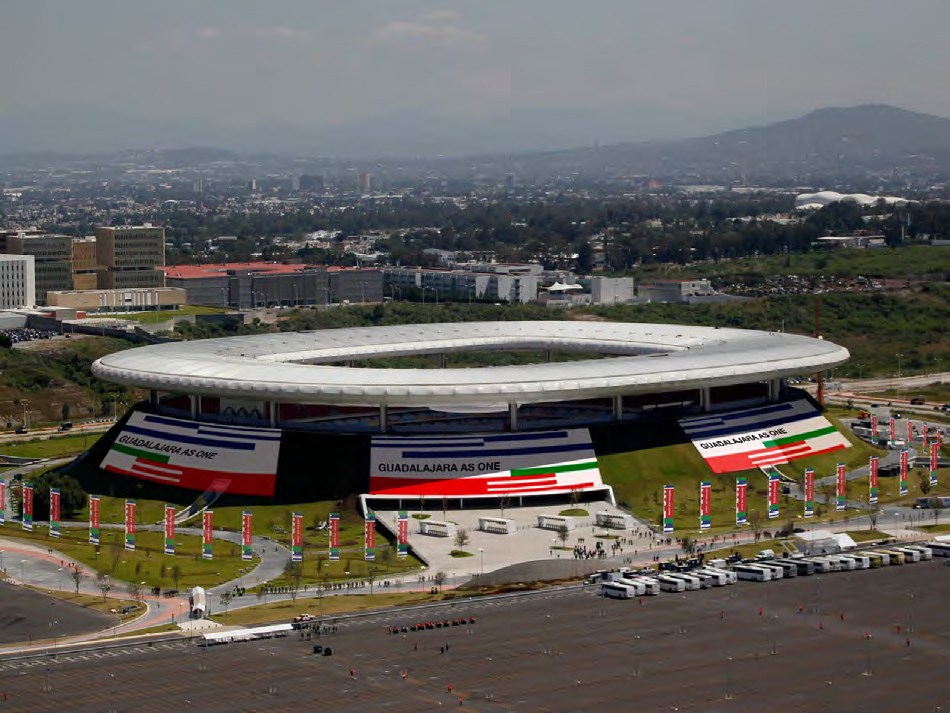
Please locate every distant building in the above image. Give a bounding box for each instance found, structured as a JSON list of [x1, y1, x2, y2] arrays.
[[0, 254, 36, 309], [95, 225, 166, 290], [359, 172, 372, 194], [298, 175, 325, 192], [71, 236, 99, 290], [639, 279, 714, 303], [5, 232, 74, 303], [47, 287, 185, 313], [383, 266, 538, 303], [590, 276, 634, 305]]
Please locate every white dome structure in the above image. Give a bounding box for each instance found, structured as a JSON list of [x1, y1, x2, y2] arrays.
[[794, 191, 911, 210]]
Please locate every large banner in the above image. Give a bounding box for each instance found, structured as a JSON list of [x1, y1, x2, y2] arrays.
[[369, 429, 603, 498], [164, 505, 176, 555], [931, 442, 939, 488], [202, 510, 213, 560], [364, 513, 376, 561], [869, 456, 879, 505], [89, 495, 101, 545], [22, 482, 33, 531], [125, 500, 136, 551], [100, 412, 281, 497], [907, 420, 914, 445], [767, 471, 780, 519], [922, 425, 929, 449], [899, 449, 910, 496], [329, 512, 340, 562], [241, 511, 253, 561], [871, 415, 878, 438], [663, 485, 675, 533], [699, 481, 711, 531], [50, 488, 61, 538], [0, 481, 5, 525], [889, 416, 896, 442], [836, 463, 847, 512], [397, 511, 409, 558], [679, 400, 850, 473], [804, 469, 815, 517], [736, 477, 747, 525], [291, 512, 303, 563]]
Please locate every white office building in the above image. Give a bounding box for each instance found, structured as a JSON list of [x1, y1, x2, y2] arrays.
[[0, 254, 36, 309]]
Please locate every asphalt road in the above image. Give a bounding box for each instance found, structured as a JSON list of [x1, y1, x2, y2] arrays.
[[0, 560, 947, 712]]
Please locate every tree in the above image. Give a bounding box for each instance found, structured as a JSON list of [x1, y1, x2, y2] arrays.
[[453, 528, 469, 552], [71, 567, 84, 594], [26, 472, 87, 521], [286, 560, 303, 603], [126, 582, 142, 602], [679, 535, 694, 555], [367, 567, 378, 596], [557, 524, 570, 547], [171, 564, 182, 591], [748, 510, 764, 543], [860, 495, 881, 531], [220, 591, 232, 618], [433, 570, 446, 593], [95, 572, 111, 602], [930, 496, 945, 526], [919, 472, 932, 495], [60, 403, 70, 422]]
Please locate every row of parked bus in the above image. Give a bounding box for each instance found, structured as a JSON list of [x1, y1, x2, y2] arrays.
[[599, 543, 940, 598]]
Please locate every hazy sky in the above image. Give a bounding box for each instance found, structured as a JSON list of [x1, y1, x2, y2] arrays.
[[3, 1, 949, 147]]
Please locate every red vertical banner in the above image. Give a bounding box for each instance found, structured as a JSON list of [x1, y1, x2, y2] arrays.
[[662, 485, 674, 533], [930, 442, 939, 488], [804, 469, 815, 517], [49, 488, 61, 538], [329, 512, 340, 561], [22, 482, 33, 531], [241, 511, 253, 561], [89, 495, 101, 545], [699, 482, 711, 530], [922, 425, 929, 448], [397, 511, 409, 558], [869, 456, 879, 504], [291, 512, 303, 563], [736, 477, 747, 525], [835, 463, 847, 511], [767, 472, 780, 519], [164, 505, 175, 555], [0, 481, 5, 525], [889, 416, 896, 442], [907, 419, 914, 445], [899, 449, 909, 496], [124, 500, 136, 550], [871, 414, 878, 438], [364, 513, 376, 561], [202, 510, 213, 560]]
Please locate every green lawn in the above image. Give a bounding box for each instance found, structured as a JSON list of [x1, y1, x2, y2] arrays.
[[1, 433, 96, 459], [113, 305, 229, 324], [846, 530, 892, 543], [0, 525, 254, 589]]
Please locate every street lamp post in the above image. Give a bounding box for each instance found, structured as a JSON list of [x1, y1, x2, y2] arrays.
[[478, 548, 484, 577], [20, 559, 26, 583], [897, 353, 903, 379]]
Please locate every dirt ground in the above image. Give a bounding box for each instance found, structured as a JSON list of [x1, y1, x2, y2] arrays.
[[0, 561, 947, 712]]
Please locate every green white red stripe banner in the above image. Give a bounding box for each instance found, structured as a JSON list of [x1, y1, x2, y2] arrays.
[[89, 495, 100, 545], [804, 469, 815, 517], [22, 482, 33, 531], [869, 456, 879, 504], [899, 449, 909, 496], [329, 512, 340, 561], [767, 471, 780, 519], [291, 512, 303, 563], [889, 417, 896, 441], [679, 400, 850, 473], [364, 513, 376, 561], [931, 442, 939, 488], [202, 510, 213, 560], [241, 511, 253, 561], [835, 463, 847, 512], [871, 415, 878, 438], [736, 477, 747, 525], [663, 485, 674, 533], [124, 500, 136, 551], [50, 488, 61, 538], [164, 505, 175, 555]]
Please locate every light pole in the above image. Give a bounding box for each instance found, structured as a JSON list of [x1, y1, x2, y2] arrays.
[[0, 550, 4, 573], [20, 559, 26, 583], [897, 353, 903, 379], [478, 548, 484, 577]]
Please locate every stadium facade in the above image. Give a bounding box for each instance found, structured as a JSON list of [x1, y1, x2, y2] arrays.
[[86, 321, 850, 507]]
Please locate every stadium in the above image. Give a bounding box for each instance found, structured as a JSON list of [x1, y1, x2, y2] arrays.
[[83, 321, 851, 507]]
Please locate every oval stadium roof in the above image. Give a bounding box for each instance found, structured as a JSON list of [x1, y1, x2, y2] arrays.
[[91, 321, 849, 407]]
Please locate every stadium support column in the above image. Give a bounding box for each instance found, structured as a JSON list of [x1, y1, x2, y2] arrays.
[[149, 390, 159, 406], [545, 350, 551, 363], [379, 404, 388, 433], [767, 379, 781, 402], [700, 387, 711, 412], [268, 402, 278, 428], [440, 353, 446, 368], [189, 395, 199, 420], [509, 402, 519, 431], [612, 395, 623, 421]]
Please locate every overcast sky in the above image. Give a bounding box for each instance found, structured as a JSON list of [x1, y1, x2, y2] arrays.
[[2, 1, 949, 151]]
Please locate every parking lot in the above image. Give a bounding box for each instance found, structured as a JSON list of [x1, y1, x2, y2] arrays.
[[0, 561, 947, 711]]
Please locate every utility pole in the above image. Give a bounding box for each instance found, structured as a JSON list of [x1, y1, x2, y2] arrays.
[[814, 295, 824, 408]]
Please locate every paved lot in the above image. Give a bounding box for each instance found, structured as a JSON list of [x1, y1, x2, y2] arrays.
[[0, 562, 947, 711], [0, 582, 115, 646]]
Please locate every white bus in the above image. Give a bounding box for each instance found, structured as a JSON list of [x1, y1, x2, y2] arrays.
[[878, 549, 906, 565], [927, 542, 950, 557], [615, 578, 648, 596], [628, 577, 661, 595], [840, 553, 870, 569], [767, 560, 799, 578], [904, 545, 932, 561], [777, 558, 815, 576], [892, 547, 920, 563], [656, 574, 687, 592], [753, 562, 785, 580], [693, 569, 727, 586], [603, 582, 637, 599], [825, 555, 856, 571], [701, 566, 737, 584], [864, 551, 890, 567], [664, 572, 701, 591], [733, 564, 772, 582], [808, 557, 833, 573]]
